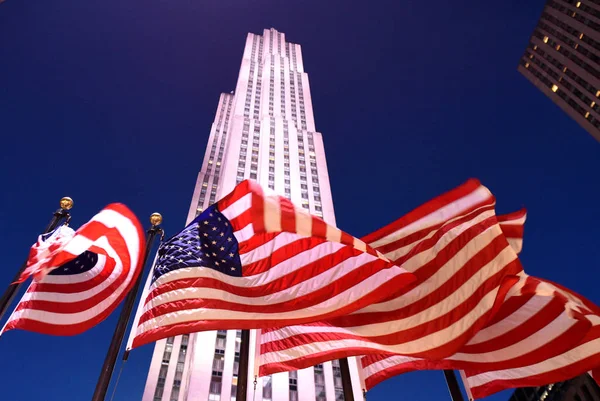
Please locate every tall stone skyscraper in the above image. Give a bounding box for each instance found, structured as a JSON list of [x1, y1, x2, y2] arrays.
[[141, 28, 363, 401]]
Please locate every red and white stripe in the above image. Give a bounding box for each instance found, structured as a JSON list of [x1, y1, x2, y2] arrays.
[[259, 180, 526, 376], [3, 204, 145, 336], [131, 180, 416, 348], [461, 281, 600, 399]]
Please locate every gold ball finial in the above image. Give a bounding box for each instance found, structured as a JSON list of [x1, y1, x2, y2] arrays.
[[60, 197, 74, 210], [150, 213, 163, 226]]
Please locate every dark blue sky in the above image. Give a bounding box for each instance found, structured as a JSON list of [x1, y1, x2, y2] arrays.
[[1, 0, 600, 400]]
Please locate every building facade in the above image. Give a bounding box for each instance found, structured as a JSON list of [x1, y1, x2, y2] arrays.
[[518, 0, 600, 142], [508, 374, 600, 401], [141, 28, 364, 401]]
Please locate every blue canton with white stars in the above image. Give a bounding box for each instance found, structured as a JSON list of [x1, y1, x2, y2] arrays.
[[152, 204, 242, 283], [49, 251, 99, 276]]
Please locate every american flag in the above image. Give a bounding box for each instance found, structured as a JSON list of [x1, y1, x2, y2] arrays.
[[258, 180, 528, 376], [131, 179, 415, 349], [3, 203, 145, 336]]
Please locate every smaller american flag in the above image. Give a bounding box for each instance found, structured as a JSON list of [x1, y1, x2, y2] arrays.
[[2, 203, 145, 336], [131, 179, 416, 349]]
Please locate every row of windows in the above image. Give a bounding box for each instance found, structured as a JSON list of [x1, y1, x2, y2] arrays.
[[541, 11, 600, 53], [522, 59, 600, 129], [548, 0, 600, 38], [560, 0, 600, 20], [534, 29, 600, 81], [527, 33, 600, 115]]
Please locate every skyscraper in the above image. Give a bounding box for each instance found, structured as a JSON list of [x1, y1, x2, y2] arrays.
[[518, 0, 600, 142], [141, 28, 364, 401]]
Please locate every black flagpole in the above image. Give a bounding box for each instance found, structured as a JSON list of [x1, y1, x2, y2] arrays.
[[236, 329, 251, 401], [91, 213, 164, 401], [0, 196, 74, 322], [339, 358, 356, 401], [443, 370, 465, 401]]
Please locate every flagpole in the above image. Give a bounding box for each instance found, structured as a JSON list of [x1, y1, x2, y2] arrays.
[[236, 329, 251, 401], [458, 370, 474, 401], [339, 358, 355, 401], [91, 213, 164, 401], [443, 370, 465, 401], [0, 196, 73, 322]]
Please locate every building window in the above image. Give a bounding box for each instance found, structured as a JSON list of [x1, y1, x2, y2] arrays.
[[289, 370, 298, 401]]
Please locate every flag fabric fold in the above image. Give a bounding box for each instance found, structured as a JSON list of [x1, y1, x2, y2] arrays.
[[3, 203, 145, 336], [131, 179, 416, 349], [259, 180, 527, 376]]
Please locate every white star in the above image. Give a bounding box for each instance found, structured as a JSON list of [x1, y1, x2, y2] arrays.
[[220, 232, 224, 237], [215, 261, 220, 266], [227, 237, 232, 242], [211, 240, 217, 245], [196, 245, 202, 249], [187, 240, 192, 244], [212, 227, 217, 231], [204, 221, 209, 225], [188, 251, 192, 255], [204, 244, 209, 248], [170, 256, 175, 259], [220, 247, 225, 251], [212, 252, 217, 256], [225, 222, 229, 226], [221, 259, 226, 263], [178, 259, 184, 263], [230, 267, 236, 271], [229, 253, 234, 257], [203, 233, 209, 237], [210, 213, 214, 217], [218, 217, 222, 221]]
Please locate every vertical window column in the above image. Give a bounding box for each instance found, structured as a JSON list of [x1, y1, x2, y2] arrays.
[[314, 364, 326, 401], [249, 123, 260, 180], [169, 334, 189, 401], [283, 122, 291, 199], [289, 370, 298, 401], [209, 330, 228, 401], [262, 376, 273, 401], [237, 121, 250, 185], [297, 72, 307, 130], [230, 330, 242, 401], [332, 360, 345, 401], [307, 132, 322, 217], [153, 337, 175, 401], [268, 121, 275, 189]]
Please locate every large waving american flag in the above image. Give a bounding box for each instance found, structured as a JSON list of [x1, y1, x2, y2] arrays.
[[259, 179, 526, 375], [131, 179, 415, 348], [2, 204, 145, 336]]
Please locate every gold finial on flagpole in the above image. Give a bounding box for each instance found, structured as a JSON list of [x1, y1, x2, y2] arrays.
[[150, 213, 163, 226], [60, 197, 74, 210]]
